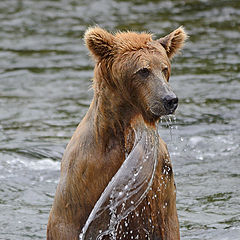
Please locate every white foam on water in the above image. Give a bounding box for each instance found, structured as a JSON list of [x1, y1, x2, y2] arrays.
[[6, 158, 60, 171]]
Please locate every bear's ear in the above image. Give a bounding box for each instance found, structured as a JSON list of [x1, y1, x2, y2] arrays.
[[84, 27, 115, 60], [158, 26, 187, 59]]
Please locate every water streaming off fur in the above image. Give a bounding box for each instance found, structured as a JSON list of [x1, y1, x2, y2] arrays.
[[80, 122, 159, 239], [160, 115, 178, 141]]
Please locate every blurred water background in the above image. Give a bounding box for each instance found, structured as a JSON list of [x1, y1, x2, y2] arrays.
[[0, 0, 239, 239]]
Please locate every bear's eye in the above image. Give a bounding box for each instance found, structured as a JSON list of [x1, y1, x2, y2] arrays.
[[137, 67, 150, 78], [162, 67, 169, 79]]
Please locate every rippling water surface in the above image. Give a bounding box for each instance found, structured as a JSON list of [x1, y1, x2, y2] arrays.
[[0, 0, 239, 239]]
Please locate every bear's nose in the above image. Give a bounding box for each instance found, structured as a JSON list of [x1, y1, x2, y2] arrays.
[[163, 95, 178, 114]]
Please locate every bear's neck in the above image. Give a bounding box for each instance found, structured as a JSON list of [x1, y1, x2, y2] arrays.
[[87, 83, 138, 152]]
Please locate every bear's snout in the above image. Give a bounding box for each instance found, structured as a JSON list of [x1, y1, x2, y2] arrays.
[[163, 94, 178, 114]]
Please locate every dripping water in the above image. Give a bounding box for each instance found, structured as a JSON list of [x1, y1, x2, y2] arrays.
[[159, 114, 178, 141]]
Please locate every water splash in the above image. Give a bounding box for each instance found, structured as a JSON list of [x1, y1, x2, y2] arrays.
[[79, 121, 159, 239]]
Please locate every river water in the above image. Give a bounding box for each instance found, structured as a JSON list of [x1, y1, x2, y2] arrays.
[[0, 0, 239, 239]]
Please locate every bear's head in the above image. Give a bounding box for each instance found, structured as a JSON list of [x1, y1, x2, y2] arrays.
[[84, 27, 187, 124]]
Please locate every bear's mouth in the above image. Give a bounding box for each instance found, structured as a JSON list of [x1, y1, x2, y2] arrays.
[[149, 102, 167, 118]]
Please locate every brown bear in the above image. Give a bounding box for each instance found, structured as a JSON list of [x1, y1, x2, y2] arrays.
[[47, 26, 187, 240]]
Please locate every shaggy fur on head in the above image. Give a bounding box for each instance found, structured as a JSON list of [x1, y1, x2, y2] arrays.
[[84, 26, 187, 61]]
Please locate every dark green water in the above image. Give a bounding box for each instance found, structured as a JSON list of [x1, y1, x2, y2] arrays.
[[0, 0, 239, 239]]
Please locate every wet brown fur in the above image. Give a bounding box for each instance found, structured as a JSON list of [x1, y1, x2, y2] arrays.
[[47, 26, 187, 240]]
